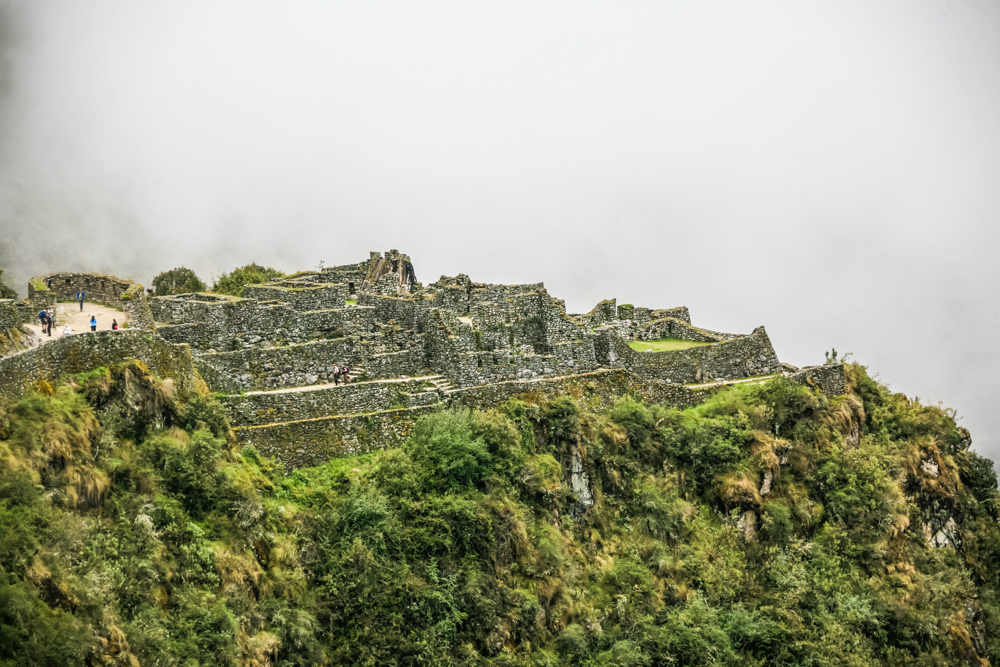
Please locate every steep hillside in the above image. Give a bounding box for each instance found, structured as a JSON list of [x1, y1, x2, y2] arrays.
[[0, 362, 997, 666]]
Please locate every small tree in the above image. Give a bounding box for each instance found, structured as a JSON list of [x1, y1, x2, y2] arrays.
[[152, 267, 207, 296], [211, 263, 284, 296]]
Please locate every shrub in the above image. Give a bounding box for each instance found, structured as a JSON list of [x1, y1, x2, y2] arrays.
[[178, 394, 232, 440], [141, 429, 227, 517], [210, 263, 284, 296], [151, 267, 206, 296], [405, 411, 492, 491]]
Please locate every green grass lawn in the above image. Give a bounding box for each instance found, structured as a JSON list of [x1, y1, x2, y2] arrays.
[[627, 337, 714, 352]]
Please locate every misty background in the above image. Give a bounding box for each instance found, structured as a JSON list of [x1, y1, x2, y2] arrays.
[[1, 2, 998, 461]]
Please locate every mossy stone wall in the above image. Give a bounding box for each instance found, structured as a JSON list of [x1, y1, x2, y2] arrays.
[[234, 405, 438, 470], [219, 377, 438, 426], [0, 329, 198, 399]]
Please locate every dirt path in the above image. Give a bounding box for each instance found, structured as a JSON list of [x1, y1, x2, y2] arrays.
[[23, 301, 127, 344]]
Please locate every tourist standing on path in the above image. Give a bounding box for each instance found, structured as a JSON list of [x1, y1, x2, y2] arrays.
[[112, 319, 118, 330], [37, 310, 49, 336], [333, 364, 341, 386], [77, 289, 85, 311], [90, 316, 97, 332], [46, 309, 54, 336]]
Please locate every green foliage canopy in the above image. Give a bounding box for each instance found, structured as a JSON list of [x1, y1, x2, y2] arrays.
[[210, 262, 284, 296], [0, 363, 997, 666], [151, 266, 207, 296]]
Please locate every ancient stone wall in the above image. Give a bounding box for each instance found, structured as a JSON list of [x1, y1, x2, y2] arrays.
[[0, 329, 198, 400], [357, 293, 424, 330], [149, 293, 229, 324], [452, 337, 598, 387], [234, 405, 438, 470], [0, 299, 20, 333], [154, 297, 376, 351], [320, 259, 370, 291], [365, 349, 425, 380], [121, 283, 156, 331], [789, 363, 846, 396], [633, 317, 736, 343], [220, 377, 439, 427], [426, 284, 470, 314], [30, 272, 133, 310], [23, 272, 154, 331], [0, 300, 34, 358], [449, 368, 715, 413], [242, 283, 348, 311], [596, 326, 779, 384], [194, 325, 424, 393], [649, 306, 691, 323], [579, 298, 617, 329], [194, 339, 361, 393], [469, 282, 545, 303]]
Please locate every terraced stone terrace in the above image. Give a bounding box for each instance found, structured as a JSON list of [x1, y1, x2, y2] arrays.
[[0, 250, 848, 470], [627, 337, 715, 352]]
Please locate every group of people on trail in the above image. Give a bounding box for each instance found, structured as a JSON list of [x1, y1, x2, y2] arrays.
[[37, 306, 118, 337], [36, 308, 55, 337], [332, 362, 352, 386]]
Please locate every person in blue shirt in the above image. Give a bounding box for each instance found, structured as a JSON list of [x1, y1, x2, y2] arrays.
[[77, 289, 85, 311], [90, 315, 97, 332]]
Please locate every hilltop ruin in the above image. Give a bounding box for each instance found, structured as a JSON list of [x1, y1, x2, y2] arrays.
[[0, 250, 844, 469]]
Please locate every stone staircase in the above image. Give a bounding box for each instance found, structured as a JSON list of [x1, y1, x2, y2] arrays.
[[428, 375, 457, 396], [345, 363, 366, 383]]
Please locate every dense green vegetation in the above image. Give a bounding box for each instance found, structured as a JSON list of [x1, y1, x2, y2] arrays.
[[0, 361, 998, 666], [211, 263, 285, 296], [152, 267, 208, 296], [626, 337, 714, 352]]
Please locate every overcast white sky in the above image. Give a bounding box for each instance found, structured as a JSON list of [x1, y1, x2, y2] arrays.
[[1, 1, 998, 461]]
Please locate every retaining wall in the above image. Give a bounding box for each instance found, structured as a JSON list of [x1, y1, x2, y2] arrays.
[[449, 369, 715, 413], [154, 298, 377, 351], [234, 405, 438, 470], [634, 317, 737, 343], [194, 339, 361, 393], [596, 326, 780, 384], [220, 377, 439, 426], [0, 300, 33, 358], [0, 299, 20, 333], [789, 363, 847, 396], [242, 283, 348, 311], [0, 329, 198, 399]]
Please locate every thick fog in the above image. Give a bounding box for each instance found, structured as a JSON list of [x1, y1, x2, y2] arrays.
[[1, 1, 998, 461]]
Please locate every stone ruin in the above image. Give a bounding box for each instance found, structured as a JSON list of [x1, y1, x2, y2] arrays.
[[0, 249, 846, 470]]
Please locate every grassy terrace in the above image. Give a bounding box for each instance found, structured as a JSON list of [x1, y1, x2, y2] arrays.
[[627, 337, 715, 352]]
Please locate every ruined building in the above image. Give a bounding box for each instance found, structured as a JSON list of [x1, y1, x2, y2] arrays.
[[0, 249, 844, 470]]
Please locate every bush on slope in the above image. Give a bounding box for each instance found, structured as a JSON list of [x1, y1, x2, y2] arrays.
[[0, 363, 996, 666]]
